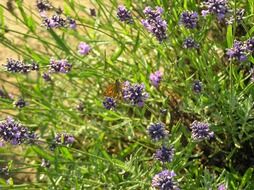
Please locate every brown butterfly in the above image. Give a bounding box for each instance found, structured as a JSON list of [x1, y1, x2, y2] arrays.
[[103, 80, 123, 99], [165, 90, 197, 126]]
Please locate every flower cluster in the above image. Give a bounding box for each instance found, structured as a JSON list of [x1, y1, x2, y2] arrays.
[[150, 71, 163, 88], [42, 72, 52, 81], [117, 5, 133, 23], [103, 97, 117, 110], [183, 37, 199, 49], [226, 9, 245, 25], [142, 6, 167, 42], [67, 17, 77, 29], [39, 1, 76, 30], [218, 184, 227, 190], [36, 0, 52, 13], [201, 0, 230, 20], [14, 98, 27, 108], [154, 146, 174, 163], [226, 40, 248, 62], [0, 117, 36, 145], [179, 11, 198, 29], [49, 58, 72, 73], [148, 123, 168, 141], [193, 80, 202, 93], [42, 14, 67, 29], [78, 42, 91, 55], [4, 58, 39, 73], [152, 170, 178, 190], [190, 121, 214, 141], [246, 38, 254, 52], [54, 133, 75, 146], [122, 81, 148, 107]]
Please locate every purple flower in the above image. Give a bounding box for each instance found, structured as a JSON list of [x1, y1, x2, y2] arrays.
[[117, 5, 133, 23], [246, 38, 254, 52], [150, 71, 163, 88], [148, 123, 168, 141], [36, 0, 52, 13], [190, 121, 214, 141], [49, 58, 72, 73], [67, 17, 77, 29], [218, 184, 227, 190], [14, 98, 27, 108], [183, 37, 199, 49], [0, 117, 36, 145], [152, 170, 178, 190], [42, 14, 67, 29], [193, 80, 202, 93], [30, 62, 40, 71], [179, 11, 198, 29], [226, 9, 245, 25], [42, 72, 52, 81], [122, 81, 149, 107], [142, 6, 167, 42], [202, 0, 230, 20], [103, 97, 117, 110], [54, 133, 75, 146], [78, 42, 91, 55], [154, 146, 174, 163], [226, 40, 248, 62], [4, 58, 26, 73]]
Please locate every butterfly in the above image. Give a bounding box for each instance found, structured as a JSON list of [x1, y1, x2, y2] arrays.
[[165, 90, 197, 126], [103, 80, 123, 99]]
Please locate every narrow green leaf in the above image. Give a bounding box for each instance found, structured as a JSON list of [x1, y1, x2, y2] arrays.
[[48, 29, 70, 54], [227, 25, 233, 48], [239, 168, 253, 189]]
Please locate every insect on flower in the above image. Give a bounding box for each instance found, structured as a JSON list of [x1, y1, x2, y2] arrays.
[[103, 80, 123, 99]]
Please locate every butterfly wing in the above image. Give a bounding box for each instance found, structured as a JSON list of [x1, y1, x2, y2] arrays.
[[103, 80, 122, 99]]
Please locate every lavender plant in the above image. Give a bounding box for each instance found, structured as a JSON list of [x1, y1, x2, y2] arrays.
[[0, 0, 253, 189]]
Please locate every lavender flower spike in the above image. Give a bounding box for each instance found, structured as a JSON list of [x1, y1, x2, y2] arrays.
[[117, 5, 133, 23], [193, 80, 202, 93], [148, 123, 168, 141], [142, 6, 167, 42], [246, 38, 254, 53], [152, 170, 178, 190], [0, 117, 36, 145], [103, 97, 117, 110], [49, 58, 72, 73], [202, 0, 230, 20], [78, 42, 91, 55], [54, 133, 75, 146], [190, 121, 214, 141], [154, 145, 174, 163], [226, 40, 248, 62], [150, 70, 163, 88], [122, 81, 149, 107], [179, 11, 198, 29], [218, 184, 227, 190], [183, 37, 199, 49]]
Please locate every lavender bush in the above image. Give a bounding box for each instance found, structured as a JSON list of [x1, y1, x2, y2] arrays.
[[0, 0, 253, 189]]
